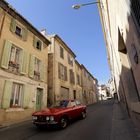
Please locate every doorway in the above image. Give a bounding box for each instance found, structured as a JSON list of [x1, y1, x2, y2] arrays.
[[36, 88, 43, 111]]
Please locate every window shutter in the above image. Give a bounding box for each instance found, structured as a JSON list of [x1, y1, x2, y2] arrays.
[[20, 51, 29, 74], [2, 80, 13, 109], [33, 36, 37, 47], [29, 55, 35, 78], [22, 28, 28, 41], [73, 72, 75, 84], [10, 18, 16, 33], [58, 63, 61, 79], [1, 40, 12, 69], [64, 66, 67, 81], [40, 62, 46, 82], [23, 85, 30, 108]]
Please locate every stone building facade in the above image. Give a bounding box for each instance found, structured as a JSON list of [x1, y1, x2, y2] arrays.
[[0, 0, 50, 123], [46, 34, 77, 106], [98, 0, 140, 128], [81, 65, 98, 105]]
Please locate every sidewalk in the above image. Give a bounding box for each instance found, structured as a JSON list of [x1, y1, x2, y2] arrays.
[[0, 117, 31, 130], [111, 101, 140, 140]]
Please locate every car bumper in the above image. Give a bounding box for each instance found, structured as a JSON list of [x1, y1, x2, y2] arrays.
[[33, 121, 58, 125]]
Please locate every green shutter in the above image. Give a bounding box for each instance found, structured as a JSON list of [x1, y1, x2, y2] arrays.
[[20, 51, 29, 74], [1, 40, 12, 69], [33, 36, 37, 47], [10, 18, 16, 33], [29, 55, 35, 78], [22, 28, 28, 41], [23, 85, 30, 108], [2, 80, 13, 109], [40, 62, 46, 82], [58, 62, 61, 79], [64, 66, 67, 81]]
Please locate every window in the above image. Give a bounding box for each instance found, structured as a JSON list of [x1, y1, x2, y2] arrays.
[[68, 54, 73, 66], [60, 46, 64, 59], [9, 45, 21, 73], [34, 58, 41, 80], [69, 69, 75, 84], [15, 26, 22, 37], [130, 0, 140, 32], [33, 36, 42, 51], [10, 83, 23, 108], [77, 74, 80, 85], [58, 62, 67, 81], [10, 18, 28, 41]]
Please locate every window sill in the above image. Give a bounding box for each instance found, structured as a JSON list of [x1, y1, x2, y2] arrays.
[[6, 108, 24, 112]]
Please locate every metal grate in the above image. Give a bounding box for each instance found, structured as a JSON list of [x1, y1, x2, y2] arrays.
[[37, 116, 46, 122], [131, 0, 140, 30]]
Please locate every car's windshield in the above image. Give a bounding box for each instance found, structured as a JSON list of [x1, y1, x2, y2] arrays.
[[50, 100, 69, 108]]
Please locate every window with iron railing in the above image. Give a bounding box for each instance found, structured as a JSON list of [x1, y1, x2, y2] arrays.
[[130, 0, 140, 33], [9, 45, 21, 73]]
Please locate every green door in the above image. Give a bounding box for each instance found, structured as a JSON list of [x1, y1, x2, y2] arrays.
[[36, 88, 43, 111]]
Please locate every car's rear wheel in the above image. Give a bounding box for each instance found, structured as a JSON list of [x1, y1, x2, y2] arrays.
[[81, 111, 86, 119], [59, 117, 68, 129]]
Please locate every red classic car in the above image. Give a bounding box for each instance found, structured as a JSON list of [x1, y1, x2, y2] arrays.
[[32, 99, 87, 129]]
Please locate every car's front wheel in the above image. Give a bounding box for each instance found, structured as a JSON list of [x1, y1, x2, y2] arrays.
[[59, 117, 68, 129], [81, 111, 87, 119]]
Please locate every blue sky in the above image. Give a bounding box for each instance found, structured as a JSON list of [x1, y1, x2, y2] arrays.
[[6, 0, 110, 84]]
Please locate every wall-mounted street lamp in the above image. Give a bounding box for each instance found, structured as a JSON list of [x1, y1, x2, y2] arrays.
[[72, 1, 100, 10]]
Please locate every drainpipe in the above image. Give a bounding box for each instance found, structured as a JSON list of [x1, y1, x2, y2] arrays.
[[0, 9, 6, 39]]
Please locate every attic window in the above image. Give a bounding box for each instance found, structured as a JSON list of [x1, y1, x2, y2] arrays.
[[33, 36, 43, 51], [36, 40, 42, 50], [15, 26, 22, 37]]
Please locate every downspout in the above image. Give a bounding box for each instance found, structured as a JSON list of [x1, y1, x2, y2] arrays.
[[0, 9, 6, 39]]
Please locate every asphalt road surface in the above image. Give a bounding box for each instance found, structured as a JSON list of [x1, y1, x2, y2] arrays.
[[0, 100, 114, 140]]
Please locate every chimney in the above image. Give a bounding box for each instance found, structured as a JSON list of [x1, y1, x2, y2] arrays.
[[41, 29, 47, 36]]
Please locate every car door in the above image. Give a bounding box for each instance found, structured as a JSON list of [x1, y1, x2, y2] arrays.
[[70, 100, 81, 118], [75, 100, 83, 117]]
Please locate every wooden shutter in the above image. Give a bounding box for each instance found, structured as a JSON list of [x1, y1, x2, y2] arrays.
[[23, 85, 30, 108], [20, 51, 29, 74], [1, 40, 12, 69], [29, 55, 35, 78], [64, 66, 67, 81], [40, 62, 47, 82], [10, 18, 16, 33], [73, 72, 75, 84], [33, 36, 37, 47], [58, 62, 61, 79], [22, 28, 28, 41], [2, 80, 13, 109]]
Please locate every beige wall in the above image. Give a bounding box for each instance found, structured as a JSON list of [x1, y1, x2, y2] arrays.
[[99, 0, 140, 128], [75, 62, 82, 103], [81, 66, 97, 105], [0, 7, 48, 123], [47, 35, 77, 104]]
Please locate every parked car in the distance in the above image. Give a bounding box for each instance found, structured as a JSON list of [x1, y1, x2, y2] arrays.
[[32, 99, 87, 129]]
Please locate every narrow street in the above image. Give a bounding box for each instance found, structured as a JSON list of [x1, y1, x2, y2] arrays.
[[0, 100, 113, 140]]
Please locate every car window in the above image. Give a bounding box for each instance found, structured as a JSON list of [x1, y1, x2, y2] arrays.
[[71, 101, 77, 107], [75, 100, 81, 106], [50, 100, 69, 108]]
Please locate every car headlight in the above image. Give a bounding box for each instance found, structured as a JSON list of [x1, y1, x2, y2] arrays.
[[32, 116, 37, 120], [50, 116, 54, 121], [46, 116, 49, 121]]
